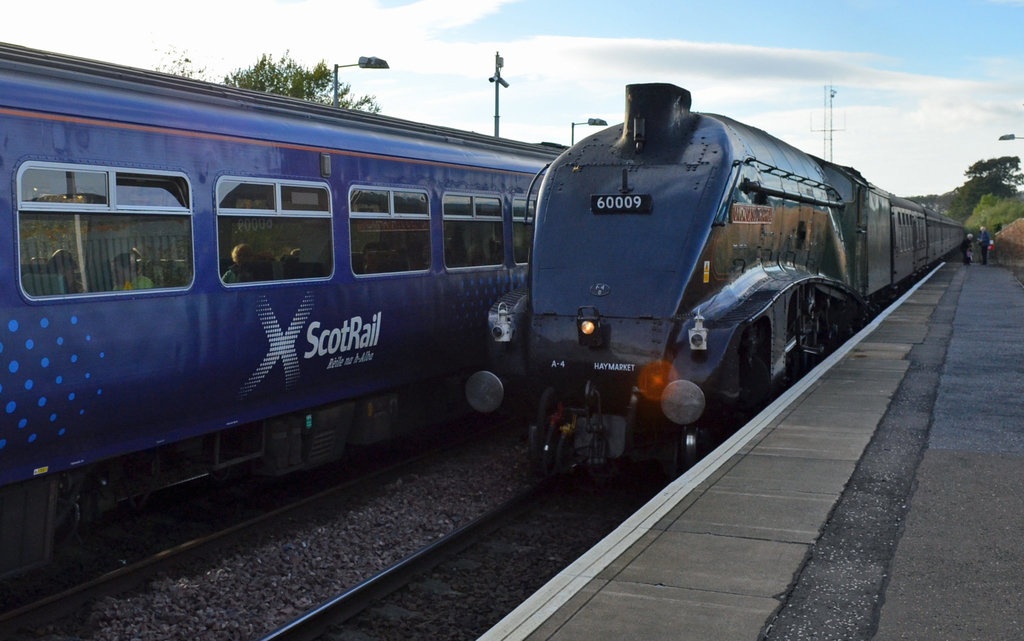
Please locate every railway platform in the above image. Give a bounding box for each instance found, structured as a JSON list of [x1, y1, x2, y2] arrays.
[[480, 260, 1024, 641]]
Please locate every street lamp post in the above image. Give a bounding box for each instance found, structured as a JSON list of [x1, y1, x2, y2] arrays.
[[333, 56, 389, 108], [571, 118, 608, 144], [488, 52, 509, 137], [999, 134, 1022, 141]]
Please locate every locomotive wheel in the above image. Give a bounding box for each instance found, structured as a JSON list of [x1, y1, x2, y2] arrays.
[[531, 387, 557, 472], [785, 286, 816, 383], [665, 425, 704, 478], [527, 422, 543, 472], [739, 321, 772, 410], [554, 428, 574, 474], [540, 421, 574, 476], [541, 422, 563, 476], [682, 426, 699, 469], [740, 356, 772, 409]]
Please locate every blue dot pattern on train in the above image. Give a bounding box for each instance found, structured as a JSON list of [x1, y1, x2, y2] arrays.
[[452, 274, 513, 330], [0, 315, 104, 450]]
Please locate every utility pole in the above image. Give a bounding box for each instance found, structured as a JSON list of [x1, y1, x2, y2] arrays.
[[489, 52, 509, 137]]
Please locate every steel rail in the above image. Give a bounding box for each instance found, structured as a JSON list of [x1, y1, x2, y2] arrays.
[[257, 480, 551, 641], [0, 420, 512, 636]]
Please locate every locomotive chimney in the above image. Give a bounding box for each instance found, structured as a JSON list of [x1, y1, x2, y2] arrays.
[[621, 83, 692, 153]]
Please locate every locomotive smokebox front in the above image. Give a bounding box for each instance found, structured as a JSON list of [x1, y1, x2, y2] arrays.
[[469, 82, 747, 475]]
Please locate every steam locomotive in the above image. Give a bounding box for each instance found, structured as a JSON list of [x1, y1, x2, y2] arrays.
[[467, 83, 961, 476]]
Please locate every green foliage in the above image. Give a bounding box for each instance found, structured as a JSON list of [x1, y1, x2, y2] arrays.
[[155, 47, 211, 81], [964, 194, 1024, 233], [223, 52, 381, 113], [947, 156, 1023, 222], [909, 192, 954, 215]]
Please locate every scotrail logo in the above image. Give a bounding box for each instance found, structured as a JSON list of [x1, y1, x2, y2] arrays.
[[238, 294, 384, 399], [239, 293, 315, 399], [303, 312, 382, 370]]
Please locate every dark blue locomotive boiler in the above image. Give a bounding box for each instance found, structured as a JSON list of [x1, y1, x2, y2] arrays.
[[467, 83, 961, 476], [0, 43, 561, 578]]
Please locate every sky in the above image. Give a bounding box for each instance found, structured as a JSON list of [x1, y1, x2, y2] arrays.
[[3, 0, 1024, 196]]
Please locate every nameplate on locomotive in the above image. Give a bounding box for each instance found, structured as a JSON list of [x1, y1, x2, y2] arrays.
[[731, 203, 774, 224], [591, 194, 652, 214]]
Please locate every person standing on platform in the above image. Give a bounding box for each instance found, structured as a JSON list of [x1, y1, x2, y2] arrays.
[[978, 226, 992, 265], [961, 233, 974, 265]]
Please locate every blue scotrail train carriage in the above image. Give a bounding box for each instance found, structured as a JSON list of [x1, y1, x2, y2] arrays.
[[467, 83, 961, 477], [0, 43, 561, 578]]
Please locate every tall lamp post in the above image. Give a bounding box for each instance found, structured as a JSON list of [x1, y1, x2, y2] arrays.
[[489, 52, 509, 137], [571, 118, 608, 144], [999, 134, 1022, 141], [333, 56, 389, 108]]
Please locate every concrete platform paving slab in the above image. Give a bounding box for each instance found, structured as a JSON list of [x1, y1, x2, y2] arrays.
[[536, 582, 779, 641], [845, 342, 914, 359], [712, 453, 856, 495], [754, 425, 874, 460], [827, 356, 909, 372], [667, 486, 837, 543], [784, 387, 896, 412], [613, 530, 808, 595], [772, 405, 886, 431], [866, 324, 929, 343], [807, 375, 905, 394]]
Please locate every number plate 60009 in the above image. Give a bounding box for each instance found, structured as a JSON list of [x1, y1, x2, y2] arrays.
[[590, 193, 652, 214]]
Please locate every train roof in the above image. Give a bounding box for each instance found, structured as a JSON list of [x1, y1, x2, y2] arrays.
[[818, 157, 957, 222], [704, 113, 831, 188], [0, 42, 563, 166]]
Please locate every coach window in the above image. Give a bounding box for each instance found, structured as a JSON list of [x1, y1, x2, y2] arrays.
[[512, 197, 535, 264], [349, 187, 431, 275], [17, 164, 193, 296], [443, 194, 504, 268], [216, 179, 333, 284]]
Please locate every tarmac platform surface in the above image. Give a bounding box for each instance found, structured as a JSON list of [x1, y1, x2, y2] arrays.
[[480, 262, 1024, 641]]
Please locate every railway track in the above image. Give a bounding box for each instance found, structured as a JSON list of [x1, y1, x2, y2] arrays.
[[258, 480, 553, 641], [284, 468, 667, 641], [1, 417, 534, 640]]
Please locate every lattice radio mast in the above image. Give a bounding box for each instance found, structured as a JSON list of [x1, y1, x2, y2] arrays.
[[811, 85, 843, 161]]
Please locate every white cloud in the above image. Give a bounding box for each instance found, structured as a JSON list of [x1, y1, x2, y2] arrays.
[[2, 0, 1022, 194]]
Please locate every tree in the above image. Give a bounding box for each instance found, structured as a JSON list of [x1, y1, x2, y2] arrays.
[[155, 47, 211, 81], [223, 52, 381, 113], [909, 192, 954, 215], [965, 194, 1024, 233], [947, 156, 1023, 222]]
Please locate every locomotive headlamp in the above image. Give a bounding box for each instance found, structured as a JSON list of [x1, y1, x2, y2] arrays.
[[490, 301, 515, 342], [688, 311, 708, 351], [577, 306, 603, 347]]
